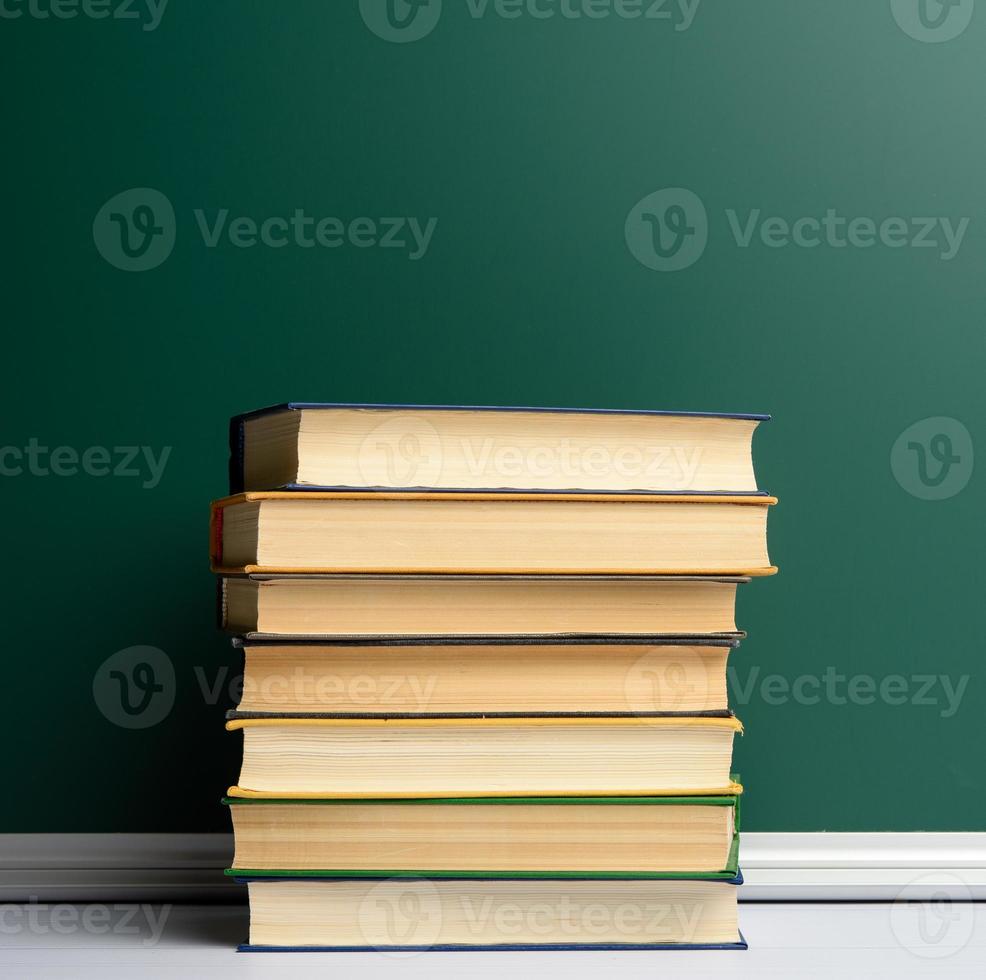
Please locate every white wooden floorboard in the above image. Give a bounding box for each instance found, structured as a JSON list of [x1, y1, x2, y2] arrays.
[[0, 903, 983, 978]]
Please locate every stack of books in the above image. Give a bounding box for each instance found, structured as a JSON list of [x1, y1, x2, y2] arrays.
[[211, 403, 775, 952]]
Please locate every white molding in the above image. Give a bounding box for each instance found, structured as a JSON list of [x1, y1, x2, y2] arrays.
[[741, 833, 986, 901], [0, 834, 232, 869], [2, 833, 985, 902], [0, 835, 237, 903]]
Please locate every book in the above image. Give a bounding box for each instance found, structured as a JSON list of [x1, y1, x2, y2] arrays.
[[229, 402, 769, 495], [221, 574, 747, 639], [224, 794, 740, 877], [227, 637, 738, 717], [237, 876, 746, 950], [211, 492, 775, 575], [225, 717, 743, 798]]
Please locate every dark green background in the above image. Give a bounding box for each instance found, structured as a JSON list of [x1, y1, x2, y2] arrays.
[[2, 1, 983, 832]]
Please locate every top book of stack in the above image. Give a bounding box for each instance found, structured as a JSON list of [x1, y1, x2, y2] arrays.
[[229, 403, 771, 495]]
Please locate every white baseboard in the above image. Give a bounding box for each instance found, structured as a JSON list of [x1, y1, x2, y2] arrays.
[[740, 833, 986, 901], [2, 833, 985, 903], [0, 835, 237, 903]]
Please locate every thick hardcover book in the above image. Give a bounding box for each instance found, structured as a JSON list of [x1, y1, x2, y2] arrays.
[[235, 873, 746, 951], [219, 573, 749, 640], [210, 491, 776, 576], [229, 402, 769, 496], [223, 792, 741, 879], [225, 716, 744, 798], [225, 634, 740, 719]]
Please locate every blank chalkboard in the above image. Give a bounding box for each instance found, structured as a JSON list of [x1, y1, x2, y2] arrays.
[[2, 0, 983, 832]]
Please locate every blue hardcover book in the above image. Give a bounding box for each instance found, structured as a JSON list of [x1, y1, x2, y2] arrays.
[[235, 872, 747, 951], [228, 402, 769, 496]]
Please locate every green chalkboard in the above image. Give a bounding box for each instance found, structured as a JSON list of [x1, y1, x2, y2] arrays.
[[2, 1, 983, 832]]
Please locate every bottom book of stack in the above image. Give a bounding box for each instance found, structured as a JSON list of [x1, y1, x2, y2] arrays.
[[224, 794, 746, 951]]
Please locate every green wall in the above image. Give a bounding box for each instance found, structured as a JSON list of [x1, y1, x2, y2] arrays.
[[2, 0, 983, 832]]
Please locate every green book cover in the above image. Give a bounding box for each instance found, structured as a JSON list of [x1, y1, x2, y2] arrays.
[[223, 790, 741, 880]]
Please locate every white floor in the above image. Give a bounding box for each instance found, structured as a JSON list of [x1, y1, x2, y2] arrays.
[[1, 903, 983, 978]]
